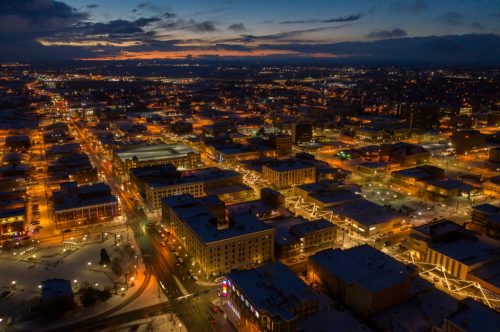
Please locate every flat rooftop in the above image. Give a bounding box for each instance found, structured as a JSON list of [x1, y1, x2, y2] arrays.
[[430, 238, 497, 267], [446, 298, 500, 332], [330, 199, 401, 227], [392, 167, 436, 180], [115, 144, 195, 162], [162, 194, 272, 244], [310, 245, 413, 292], [264, 158, 315, 172], [227, 262, 324, 322], [53, 182, 117, 211]]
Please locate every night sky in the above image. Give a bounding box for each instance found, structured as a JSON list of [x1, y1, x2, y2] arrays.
[[1, 0, 499, 61]]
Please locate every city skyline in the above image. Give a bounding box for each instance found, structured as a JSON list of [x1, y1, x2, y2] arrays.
[[0, 0, 499, 62]]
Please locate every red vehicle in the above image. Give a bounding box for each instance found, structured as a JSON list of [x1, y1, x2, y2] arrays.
[[212, 306, 220, 313]]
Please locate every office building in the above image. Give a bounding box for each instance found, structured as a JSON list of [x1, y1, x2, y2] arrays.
[[330, 199, 402, 237], [112, 144, 200, 176], [307, 245, 416, 317], [409, 220, 499, 280], [162, 194, 274, 278], [142, 167, 247, 209], [262, 159, 316, 189], [267, 133, 292, 156], [291, 123, 313, 144], [272, 217, 336, 260], [224, 262, 332, 332], [391, 165, 445, 188], [469, 203, 500, 240], [52, 182, 120, 229]]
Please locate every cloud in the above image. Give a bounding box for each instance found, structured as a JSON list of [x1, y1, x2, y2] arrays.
[[438, 11, 463, 26], [86, 4, 98, 9], [78, 19, 149, 35], [366, 28, 408, 39], [234, 24, 352, 43], [161, 19, 218, 33], [227, 23, 246, 32], [134, 17, 161, 27], [390, 0, 428, 13], [0, 0, 87, 40], [164, 12, 176, 19], [280, 13, 367, 24], [184, 20, 217, 33]]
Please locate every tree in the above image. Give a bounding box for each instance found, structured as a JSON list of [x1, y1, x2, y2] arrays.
[[99, 248, 111, 266], [98, 289, 112, 303], [111, 256, 124, 276], [79, 287, 99, 308]]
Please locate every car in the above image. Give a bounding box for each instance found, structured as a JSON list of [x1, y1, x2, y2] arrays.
[[208, 315, 216, 324], [160, 242, 166, 247], [63, 229, 72, 233], [192, 275, 198, 281], [175, 262, 181, 266], [212, 306, 220, 313]]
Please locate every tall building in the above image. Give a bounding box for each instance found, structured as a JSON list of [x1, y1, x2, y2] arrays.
[[162, 194, 274, 278], [401, 104, 440, 130], [291, 123, 313, 144], [267, 133, 292, 156]]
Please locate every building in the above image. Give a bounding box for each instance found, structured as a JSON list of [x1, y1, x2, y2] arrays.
[[0, 206, 26, 239], [423, 178, 480, 200], [267, 133, 292, 156], [162, 194, 274, 278], [391, 165, 445, 188], [441, 298, 500, 332], [262, 159, 316, 189], [40, 279, 74, 313], [293, 181, 361, 210], [488, 147, 500, 163], [469, 204, 500, 240], [224, 262, 331, 332], [330, 199, 402, 237], [49, 153, 98, 184], [291, 123, 313, 144], [207, 144, 261, 164], [5, 135, 31, 151], [356, 162, 391, 175], [307, 245, 416, 317], [52, 182, 120, 229], [112, 144, 200, 176], [142, 167, 247, 209], [372, 286, 459, 332], [409, 220, 499, 280], [380, 142, 430, 166], [270, 217, 336, 260], [450, 130, 485, 154], [483, 175, 500, 199], [401, 104, 440, 130]]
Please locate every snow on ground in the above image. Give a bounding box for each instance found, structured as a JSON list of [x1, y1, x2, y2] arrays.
[[104, 313, 187, 332], [0, 227, 146, 329]]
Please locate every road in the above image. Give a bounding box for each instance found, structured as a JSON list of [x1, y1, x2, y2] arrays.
[[64, 119, 233, 332]]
